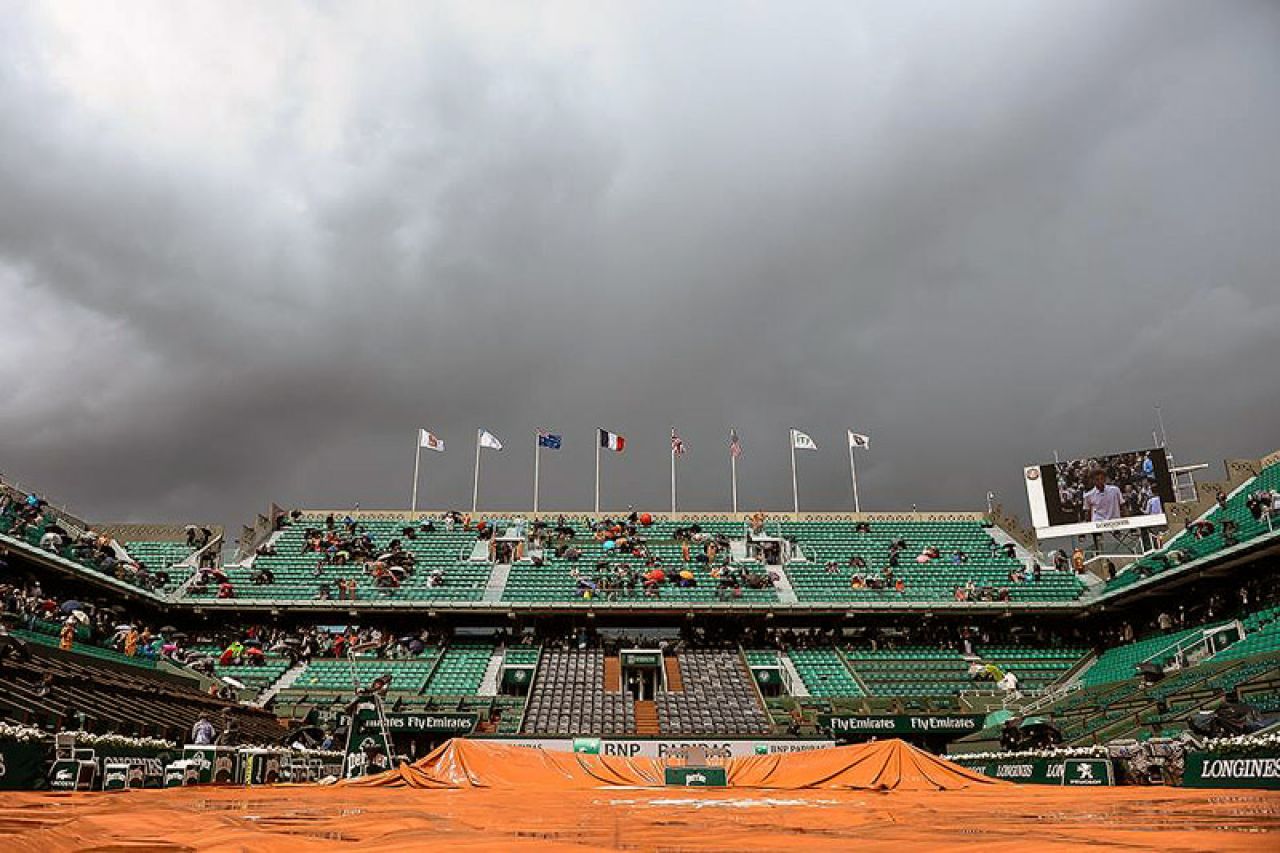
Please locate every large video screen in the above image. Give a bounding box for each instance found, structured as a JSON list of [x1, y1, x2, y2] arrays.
[[1024, 448, 1174, 539]]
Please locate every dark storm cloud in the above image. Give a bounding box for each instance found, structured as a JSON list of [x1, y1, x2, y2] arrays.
[[1, 0, 1278, 530]]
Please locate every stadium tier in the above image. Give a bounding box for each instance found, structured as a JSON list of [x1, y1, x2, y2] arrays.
[[779, 520, 1087, 602], [189, 515, 492, 602], [162, 511, 1098, 608], [951, 600, 1280, 751], [0, 637, 284, 743], [1105, 459, 1280, 593]]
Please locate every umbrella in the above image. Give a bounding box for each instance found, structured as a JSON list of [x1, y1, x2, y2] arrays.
[[59, 600, 84, 614], [242, 638, 263, 647], [107, 604, 128, 614], [114, 624, 134, 632], [221, 676, 246, 689], [69, 610, 89, 625], [169, 631, 188, 641], [985, 709, 1013, 728], [244, 646, 265, 656], [159, 625, 178, 634]]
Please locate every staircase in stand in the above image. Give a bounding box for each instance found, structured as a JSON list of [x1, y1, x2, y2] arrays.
[[255, 659, 307, 708], [633, 699, 660, 735], [603, 655, 622, 692], [663, 655, 684, 692]]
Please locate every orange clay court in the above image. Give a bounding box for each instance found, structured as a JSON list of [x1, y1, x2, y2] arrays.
[[2, 740, 1277, 852]]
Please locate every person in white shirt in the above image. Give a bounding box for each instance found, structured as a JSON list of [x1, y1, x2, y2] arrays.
[[1083, 469, 1124, 521]]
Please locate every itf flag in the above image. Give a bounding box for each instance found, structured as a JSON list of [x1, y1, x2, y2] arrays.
[[848, 431, 870, 450], [418, 429, 445, 452], [791, 429, 818, 451], [479, 430, 504, 451], [599, 429, 626, 452]]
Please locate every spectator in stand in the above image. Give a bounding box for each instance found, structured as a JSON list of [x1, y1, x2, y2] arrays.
[[39, 528, 63, 552], [1223, 519, 1240, 546], [1071, 547, 1085, 573], [191, 715, 216, 745], [59, 618, 75, 651]]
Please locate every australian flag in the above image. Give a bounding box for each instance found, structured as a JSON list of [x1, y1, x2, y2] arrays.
[[537, 430, 562, 450]]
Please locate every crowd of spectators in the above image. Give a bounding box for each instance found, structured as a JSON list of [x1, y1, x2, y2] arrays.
[[525, 512, 775, 600]]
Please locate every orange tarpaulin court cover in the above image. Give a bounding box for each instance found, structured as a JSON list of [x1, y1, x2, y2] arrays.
[[344, 737, 1003, 790], [5, 739, 1279, 851]]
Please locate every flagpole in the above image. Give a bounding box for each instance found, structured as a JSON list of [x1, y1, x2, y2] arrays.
[[790, 429, 799, 515], [849, 444, 861, 513], [411, 433, 422, 519], [471, 429, 482, 515], [730, 431, 739, 515], [670, 429, 677, 514], [594, 434, 601, 514], [532, 431, 541, 516]]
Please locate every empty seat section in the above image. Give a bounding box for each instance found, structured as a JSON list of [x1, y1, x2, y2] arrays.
[[654, 650, 769, 735]]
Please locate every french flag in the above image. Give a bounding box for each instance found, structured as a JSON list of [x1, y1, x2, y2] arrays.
[[598, 429, 626, 452]]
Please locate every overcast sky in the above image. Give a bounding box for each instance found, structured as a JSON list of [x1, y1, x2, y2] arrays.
[[1, 1, 1278, 528]]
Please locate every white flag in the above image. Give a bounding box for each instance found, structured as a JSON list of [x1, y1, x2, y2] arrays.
[[478, 429, 504, 451], [418, 429, 445, 452], [848, 431, 870, 450], [791, 429, 818, 451]]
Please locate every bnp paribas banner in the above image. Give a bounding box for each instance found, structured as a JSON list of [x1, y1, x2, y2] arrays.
[[497, 738, 835, 758], [821, 715, 986, 736], [1183, 751, 1280, 790]]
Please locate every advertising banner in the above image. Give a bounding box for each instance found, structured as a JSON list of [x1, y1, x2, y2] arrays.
[[955, 756, 1114, 785], [664, 766, 728, 786], [0, 742, 47, 790], [1183, 751, 1280, 789], [822, 715, 987, 736], [500, 738, 835, 758]]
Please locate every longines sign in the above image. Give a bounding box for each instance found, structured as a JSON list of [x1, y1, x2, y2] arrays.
[[1183, 752, 1280, 789]]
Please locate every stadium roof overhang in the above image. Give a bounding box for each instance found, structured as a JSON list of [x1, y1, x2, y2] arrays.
[[1081, 528, 1280, 612], [0, 531, 169, 606]]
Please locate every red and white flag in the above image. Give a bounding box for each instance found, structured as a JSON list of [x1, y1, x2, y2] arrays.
[[598, 429, 626, 452], [418, 428, 445, 452], [729, 428, 742, 459], [670, 427, 687, 457]]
